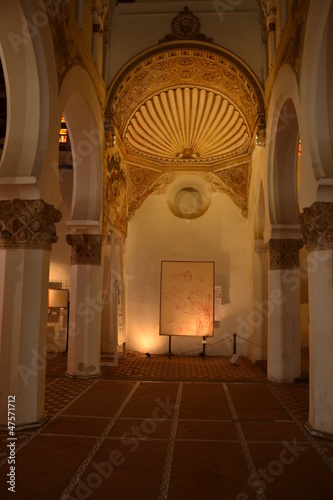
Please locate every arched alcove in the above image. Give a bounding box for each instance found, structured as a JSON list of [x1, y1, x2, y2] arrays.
[[58, 66, 104, 227], [269, 97, 300, 225], [302, 0, 333, 188], [0, 1, 52, 182]]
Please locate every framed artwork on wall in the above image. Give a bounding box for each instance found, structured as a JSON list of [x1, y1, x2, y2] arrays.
[[160, 260, 215, 337]]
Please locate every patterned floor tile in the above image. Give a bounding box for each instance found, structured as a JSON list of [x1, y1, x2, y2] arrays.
[[1, 350, 332, 500]]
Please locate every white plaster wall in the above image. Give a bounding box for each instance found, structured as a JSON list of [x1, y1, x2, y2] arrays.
[[125, 190, 250, 356], [109, 0, 264, 84]]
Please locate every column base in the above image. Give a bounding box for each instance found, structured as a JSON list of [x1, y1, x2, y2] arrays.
[[0, 415, 49, 432], [305, 422, 333, 442]]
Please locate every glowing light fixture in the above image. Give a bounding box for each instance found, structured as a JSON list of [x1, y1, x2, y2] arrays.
[[59, 115, 68, 144]]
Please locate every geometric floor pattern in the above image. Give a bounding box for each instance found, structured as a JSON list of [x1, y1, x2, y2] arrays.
[[0, 354, 333, 500]]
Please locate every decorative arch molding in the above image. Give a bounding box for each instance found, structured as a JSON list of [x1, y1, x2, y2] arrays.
[[106, 41, 265, 141], [59, 66, 104, 228], [301, 0, 333, 193], [105, 41, 264, 218], [0, 0, 57, 187], [265, 65, 301, 230]]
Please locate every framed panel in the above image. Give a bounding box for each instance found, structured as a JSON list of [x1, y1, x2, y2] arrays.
[[160, 261, 215, 337]]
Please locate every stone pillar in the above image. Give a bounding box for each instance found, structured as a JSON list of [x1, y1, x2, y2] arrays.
[[267, 238, 303, 382], [0, 199, 61, 429], [66, 233, 102, 378], [249, 239, 268, 362], [300, 202, 333, 438]]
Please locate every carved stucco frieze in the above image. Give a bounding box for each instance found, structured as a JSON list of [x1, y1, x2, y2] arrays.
[[214, 164, 250, 218], [159, 6, 213, 43], [299, 202, 333, 252], [268, 238, 304, 270], [0, 199, 62, 250], [66, 234, 102, 265]]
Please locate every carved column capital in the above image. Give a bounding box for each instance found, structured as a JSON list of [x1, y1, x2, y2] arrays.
[[299, 202, 333, 252], [66, 234, 102, 265], [268, 238, 304, 270], [0, 199, 62, 250]]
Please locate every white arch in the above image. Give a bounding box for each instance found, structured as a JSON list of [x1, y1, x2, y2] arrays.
[[265, 64, 302, 233], [301, 0, 333, 191], [0, 0, 57, 194], [58, 65, 104, 227]]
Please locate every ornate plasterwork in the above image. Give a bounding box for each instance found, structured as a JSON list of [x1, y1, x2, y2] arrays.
[[106, 41, 264, 218], [159, 6, 213, 43], [128, 165, 161, 198], [265, 0, 310, 105], [48, 3, 82, 84], [282, 0, 309, 83], [47, 2, 106, 107], [66, 234, 102, 265], [124, 87, 251, 166], [268, 239, 304, 269], [107, 152, 126, 200], [213, 164, 250, 217], [108, 45, 264, 140], [105, 150, 128, 236], [127, 168, 174, 218], [299, 202, 333, 252], [0, 199, 61, 250]]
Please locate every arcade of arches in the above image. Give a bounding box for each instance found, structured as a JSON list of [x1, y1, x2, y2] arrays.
[[0, 0, 333, 440]]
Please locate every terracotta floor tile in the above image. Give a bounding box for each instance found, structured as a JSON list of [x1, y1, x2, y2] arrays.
[[241, 421, 305, 442], [62, 380, 137, 417], [249, 442, 333, 499], [0, 435, 93, 500], [179, 382, 232, 420], [108, 417, 172, 439], [176, 420, 237, 441], [72, 440, 169, 499], [120, 381, 179, 418], [2, 350, 332, 500], [42, 415, 108, 436], [169, 441, 253, 499]]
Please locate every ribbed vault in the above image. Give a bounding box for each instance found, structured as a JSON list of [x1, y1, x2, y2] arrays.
[[125, 88, 250, 165]]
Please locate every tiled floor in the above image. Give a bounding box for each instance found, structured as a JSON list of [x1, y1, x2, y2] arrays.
[[0, 353, 333, 499]]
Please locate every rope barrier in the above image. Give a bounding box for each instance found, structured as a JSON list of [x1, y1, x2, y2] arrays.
[[100, 332, 267, 356]]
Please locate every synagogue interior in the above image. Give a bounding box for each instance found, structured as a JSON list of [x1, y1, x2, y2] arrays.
[[0, 1, 333, 498]]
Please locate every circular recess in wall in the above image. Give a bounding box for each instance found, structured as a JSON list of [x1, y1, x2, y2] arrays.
[[166, 176, 211, 219]]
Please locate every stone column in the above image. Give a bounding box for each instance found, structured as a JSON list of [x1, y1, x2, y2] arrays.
[[300, 202, 333, 438], [66, 233, 102, 378], [249, 239, 269, 362], [267, 238, 303, 382], [0, 199, 61, 429]]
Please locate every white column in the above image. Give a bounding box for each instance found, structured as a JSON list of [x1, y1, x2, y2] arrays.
[[66, 234, 102, 378], [249, 239, 268, 362], [0, 200, 61, 429], [267, 239, 303, 382], [100, 236, 113, 354], [300, 202, 333, 438]]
